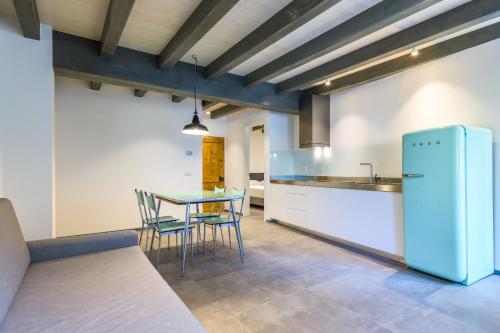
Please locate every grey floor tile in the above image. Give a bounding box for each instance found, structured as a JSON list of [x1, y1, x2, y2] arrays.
[[139, 208, 500, 333], [425, 275, 500, 332], [383, 306, 484, 333]]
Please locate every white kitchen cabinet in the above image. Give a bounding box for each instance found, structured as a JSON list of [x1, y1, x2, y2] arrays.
[[268, 184, 288, 222], [269, 184, 331, 235], [269, 183, 404, 258], [330, 189, 404, 257]]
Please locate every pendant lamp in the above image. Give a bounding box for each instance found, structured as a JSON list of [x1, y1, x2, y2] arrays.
[[182, 55, 209, 135]]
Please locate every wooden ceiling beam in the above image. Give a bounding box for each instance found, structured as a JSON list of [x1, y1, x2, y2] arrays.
[[134, 89, 147, 97], [306, 21, 500, 95], [12, 0, 40, 40], [203, 102, 226, 113], [202, 100, 218, 108], [205, 0, 342, 79], [171, 95, 186, 103], [244, 0, 440, 87], [210, 105, 245, 119], [89, 82, 102, 91], [100, 0, 135, 57], [277, 0, 500, 93], [158, 0, 239, 69], [53, 32, 300, 114]]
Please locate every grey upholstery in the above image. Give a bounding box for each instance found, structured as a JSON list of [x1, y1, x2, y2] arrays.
[[0, 198, 205, 332], [0, 247, 205, 333], [0, 199, 30, 326], [27, 230, 138, 263]]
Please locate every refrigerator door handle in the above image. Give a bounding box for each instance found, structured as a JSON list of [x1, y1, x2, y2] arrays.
[[402, 173, 424, 178]]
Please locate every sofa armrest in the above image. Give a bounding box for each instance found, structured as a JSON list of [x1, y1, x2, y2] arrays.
[[27, 230, 138, 263]]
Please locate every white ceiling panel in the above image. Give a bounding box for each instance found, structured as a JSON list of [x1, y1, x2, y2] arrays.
[[230, 0, 382, 76], [0, 0, 109, 41], [269, 0, 471, 84], [180, 0, 291, 66], [119, 0, 201, 55], [0, 0, 480, 86]]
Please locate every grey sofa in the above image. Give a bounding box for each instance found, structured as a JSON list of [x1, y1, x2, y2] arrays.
[[0, 198, 205, 332]]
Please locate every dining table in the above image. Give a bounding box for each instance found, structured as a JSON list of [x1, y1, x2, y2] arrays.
[[155, 190, 244, 276]]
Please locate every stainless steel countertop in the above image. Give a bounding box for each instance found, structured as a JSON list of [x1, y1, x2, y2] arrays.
[[270, 176, 402, 193]]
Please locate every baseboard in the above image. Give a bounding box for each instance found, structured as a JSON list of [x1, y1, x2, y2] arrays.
[[495, 270, 500, 276], [276, 220, 404, 266]]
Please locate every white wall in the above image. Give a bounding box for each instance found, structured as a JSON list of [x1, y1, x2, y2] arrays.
[[0, 19, 55, 240], [55, 77, 225, 236], [225, 110, 295, 217], [328, 38, 500, 269], [225, 110, 268, 216], [249, 128, 265, 173]]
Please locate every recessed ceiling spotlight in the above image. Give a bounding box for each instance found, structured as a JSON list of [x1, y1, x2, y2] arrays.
[[411, 47, 419, 57], [205, 111, 210, 115], [325, 80, 331, 86]]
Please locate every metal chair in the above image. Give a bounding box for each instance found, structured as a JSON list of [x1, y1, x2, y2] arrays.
[[190, 186, 227, 253], [145, 192, 194, 268], [203, 187, 246, 263], [135, 189, 177, 251]]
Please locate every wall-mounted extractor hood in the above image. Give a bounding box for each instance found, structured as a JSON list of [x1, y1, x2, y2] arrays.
[[299, 94, 330, 148]]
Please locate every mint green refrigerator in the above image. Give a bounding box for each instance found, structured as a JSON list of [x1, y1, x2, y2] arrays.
[[403, 126, 493, 285]]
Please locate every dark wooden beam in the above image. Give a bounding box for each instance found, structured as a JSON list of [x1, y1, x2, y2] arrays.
[[89, 82, 102, 91], [158, 0, 239, 69], [277, 0, 500, 93], [202, 100, 218, 108], [53, 32, 300, 114], [134, 89, 147, 97], [100, 0, 135, 57], [171, 95, 186, 103], [205, 0, 342, 79], [12, 0, 40, 40], [202, 101, 226, 113], [306, 21, 500, 95], [245, 0, 439, 87], [210, 105, 245, 119]]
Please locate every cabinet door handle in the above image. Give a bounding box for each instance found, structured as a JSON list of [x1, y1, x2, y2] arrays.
[[402, 173, 424, 178]]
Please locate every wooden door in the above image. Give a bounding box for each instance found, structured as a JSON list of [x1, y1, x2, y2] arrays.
[[202, 136, 224, 212]]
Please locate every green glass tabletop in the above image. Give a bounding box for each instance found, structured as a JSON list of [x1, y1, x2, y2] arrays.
[[156, 190, 242, 205]]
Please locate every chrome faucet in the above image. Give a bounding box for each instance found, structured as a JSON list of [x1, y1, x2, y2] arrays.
[[360, 162, 374, 184]]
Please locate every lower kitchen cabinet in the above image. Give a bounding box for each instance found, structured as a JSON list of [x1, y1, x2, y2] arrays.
[[269, 183, 404, 257], [330, 188, 403, 257]]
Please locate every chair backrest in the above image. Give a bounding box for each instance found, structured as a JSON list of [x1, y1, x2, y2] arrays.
[[134, 189, 148, 224], [0, 198, 30, 326], [211, 185, 226, 214], [230, 187, 246, 223], [144, 192, 161, 229]]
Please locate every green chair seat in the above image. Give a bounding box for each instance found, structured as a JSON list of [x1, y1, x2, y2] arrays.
[[203, 217, 230, 225], [147, 215, 177, 224], [190, 212, 220, 219], [156, 221, 194, 233]]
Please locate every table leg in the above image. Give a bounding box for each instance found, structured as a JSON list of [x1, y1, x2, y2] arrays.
[[182, 202, 190, 276], [196, 203, 200, 255], [230, 200, 244, 263]]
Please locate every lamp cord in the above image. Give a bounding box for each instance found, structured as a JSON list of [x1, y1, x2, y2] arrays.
[[192, 55, 198, 115]]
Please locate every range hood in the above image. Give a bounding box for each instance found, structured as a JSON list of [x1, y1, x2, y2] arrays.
[[299, 94, 330, 148]]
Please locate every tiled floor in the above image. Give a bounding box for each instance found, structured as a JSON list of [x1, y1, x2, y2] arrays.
[[142, 209, 500, 333]]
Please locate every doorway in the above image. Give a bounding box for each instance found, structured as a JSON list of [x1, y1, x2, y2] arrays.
[[249, 124, 265, 212], [202, 136, 224, 212]]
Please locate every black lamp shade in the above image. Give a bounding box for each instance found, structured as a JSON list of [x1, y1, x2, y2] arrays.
[[182, 113, 209, 135]]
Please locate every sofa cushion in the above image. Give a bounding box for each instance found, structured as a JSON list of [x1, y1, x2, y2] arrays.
[[0, 246, 205, 333], [0, 199, 30, 326]]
